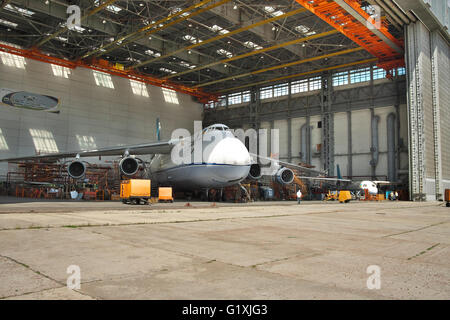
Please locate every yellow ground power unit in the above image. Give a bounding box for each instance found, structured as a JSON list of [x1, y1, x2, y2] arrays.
[[120, 179, 151, 205], [158, 187, 174, 203], [338, 191, 352, 203]]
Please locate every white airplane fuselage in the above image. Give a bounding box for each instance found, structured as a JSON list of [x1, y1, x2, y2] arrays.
[[148, 124, 252, 190], [360, 180, 378, 195]]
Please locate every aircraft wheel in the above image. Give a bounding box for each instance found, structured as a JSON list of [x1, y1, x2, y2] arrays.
[[446, 202, 450, 207]]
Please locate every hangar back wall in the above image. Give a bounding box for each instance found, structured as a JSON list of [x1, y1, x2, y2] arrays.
[[0, 54, 203, 178], [204, 75, 408, 185]]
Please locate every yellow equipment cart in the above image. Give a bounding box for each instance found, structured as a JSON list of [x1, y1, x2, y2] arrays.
[[120, 179, 151, 205], [158, 187, 174, 203]]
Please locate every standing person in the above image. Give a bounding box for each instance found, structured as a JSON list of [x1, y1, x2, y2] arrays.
[[297, 189, 302, 204]]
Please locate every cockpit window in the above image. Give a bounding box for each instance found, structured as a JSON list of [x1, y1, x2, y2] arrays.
[[204, 124, 230, 132]]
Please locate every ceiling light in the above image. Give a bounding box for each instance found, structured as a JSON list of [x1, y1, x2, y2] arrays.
[[4, 4, 35, 17], [0, 19, 18, 28]]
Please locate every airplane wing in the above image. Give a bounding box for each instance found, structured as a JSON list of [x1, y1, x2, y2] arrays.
[[296, 176, 352, 183], [0, 140, 176, 162], [249, 152, 325, 175], [250, 153, 352, 182]]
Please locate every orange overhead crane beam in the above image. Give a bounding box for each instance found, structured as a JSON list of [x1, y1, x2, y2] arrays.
[[294, 0, 405, 75], [0, 43, 216, 103]]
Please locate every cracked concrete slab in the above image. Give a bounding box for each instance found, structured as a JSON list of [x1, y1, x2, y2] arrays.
[[0, 256, 60, 299], [4, 287, 94, 300], [0, 199, 449, 299]]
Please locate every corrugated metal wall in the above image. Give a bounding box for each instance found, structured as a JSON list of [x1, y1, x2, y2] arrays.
[[434, 32, 450, 187], [406, 20, 450, 200], [0, 55, 203, 177]]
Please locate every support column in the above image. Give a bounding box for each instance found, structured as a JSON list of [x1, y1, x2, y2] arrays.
[[320, 73, 334, 176], [431, 31, 444, 201], [347, 110, 353, 179], [405, 22, 434, 201], [287, 82, 292, 163]]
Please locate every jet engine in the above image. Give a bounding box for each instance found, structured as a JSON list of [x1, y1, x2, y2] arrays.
[[119, 156, 140, 176], [247, 164, 262, 180], [67, 160, 86, 179], [274, 167, 295, 185]]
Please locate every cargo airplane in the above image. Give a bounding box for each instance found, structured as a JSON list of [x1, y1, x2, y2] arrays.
[[0, 124, 349, 191]]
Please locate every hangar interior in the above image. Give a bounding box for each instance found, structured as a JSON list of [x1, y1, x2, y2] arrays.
[[0, 0, 449, 201]]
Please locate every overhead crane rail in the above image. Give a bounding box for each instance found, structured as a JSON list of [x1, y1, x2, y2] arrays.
[[294, 0, 405, 76], [0, 42, 216, 102]]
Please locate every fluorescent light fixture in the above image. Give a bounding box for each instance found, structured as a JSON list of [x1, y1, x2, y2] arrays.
[[145, 49, 161, 57], [159, 67, 176, 74], [263, 6, 284, 17], [244, 41, 263, 50], [0, 19, 18, 28], [179, 61, 196, 69], [94, 0, 122, 13], [216, 48, 233, 58], [56, 36, 68, 42], [295, 25, 316, 36], [4, 4, 35, 17], [209, 25, 229, 35], [182, 34, 202, 44]]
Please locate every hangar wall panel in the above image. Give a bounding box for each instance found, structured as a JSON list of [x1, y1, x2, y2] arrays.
[[0, 57, 203, 177], [434, 32, 450, 189], [309, 115, 322, 171], [291, 117, 306, 163], [274, 120, 288, 160], [406, 20, 450, 200]]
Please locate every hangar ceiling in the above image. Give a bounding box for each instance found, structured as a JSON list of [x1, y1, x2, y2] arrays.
[[0, 0, 406, 100]]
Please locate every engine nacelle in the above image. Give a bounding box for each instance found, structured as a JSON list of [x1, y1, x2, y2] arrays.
[[67, 161, 86, 179], [119, 157, 139, 176], [247, 164, 262, 180], [274, 167, 294, 185]]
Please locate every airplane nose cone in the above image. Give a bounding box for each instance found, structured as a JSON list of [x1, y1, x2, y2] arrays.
[[206, 137, 251, 165]]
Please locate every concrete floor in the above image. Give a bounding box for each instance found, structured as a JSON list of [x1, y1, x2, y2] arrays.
[[0, 197, 449, 300]]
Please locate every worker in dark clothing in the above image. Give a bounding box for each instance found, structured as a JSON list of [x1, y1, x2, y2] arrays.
[[297, 189, 302, 204]]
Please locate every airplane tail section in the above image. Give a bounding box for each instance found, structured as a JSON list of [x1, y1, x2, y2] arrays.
[[156, 118, 161, 141], [337, 164, 342, 180]]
